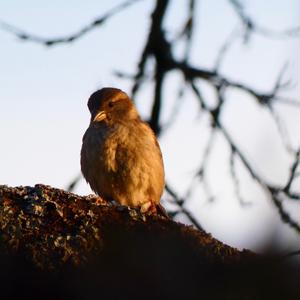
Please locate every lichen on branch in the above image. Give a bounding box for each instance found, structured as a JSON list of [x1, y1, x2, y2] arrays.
[[0, 184, 252, 269]]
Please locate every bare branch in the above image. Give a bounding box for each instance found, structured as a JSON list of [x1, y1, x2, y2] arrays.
[[271, 192, 300, 233], [283, 149, 300, 193], [190, 81, 300, 233], [0, 0, 142, 46], [229, 150, 251, 206], [131, 0, 171, 135], [170, 60, 300, 110], [273, 96, 300, 107], [162, 85, 187, 132], [165, 183, 204, 231], [282, 249, 300, 259], [229, 0, 300, 39], [66, 173, 82, 192], [214, 27, 241, 71], [267, 105, 294, 154], [196, 128, 217, 202], [183, 0, 196, 61], [5, 0, 300, 236]]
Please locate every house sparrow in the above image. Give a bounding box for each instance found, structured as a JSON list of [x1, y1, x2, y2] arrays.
[[80, 88, 166, 216]]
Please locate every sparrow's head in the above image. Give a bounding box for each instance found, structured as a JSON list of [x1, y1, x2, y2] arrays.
[[87, 88, 139, 124]]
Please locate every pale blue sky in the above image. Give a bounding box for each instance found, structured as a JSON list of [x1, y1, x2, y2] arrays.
[[0, 0, 300, 252]]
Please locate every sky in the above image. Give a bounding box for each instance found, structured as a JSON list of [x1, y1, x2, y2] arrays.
[[0, 0, 300, 253]]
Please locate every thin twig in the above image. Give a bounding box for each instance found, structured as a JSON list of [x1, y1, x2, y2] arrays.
[[267, 104, 294, 154], [0, 0, 142, 46], [228, 0, 300, 39], [215, 27, 241, 71], [190, 81, 300, 233], [229, 150, 251, 206], [284, 149, 300, 193], [196, 128, 217, 202], [282, 249, 300, 260], [66, 174, 82, 192], [165, 183, 204, 231]]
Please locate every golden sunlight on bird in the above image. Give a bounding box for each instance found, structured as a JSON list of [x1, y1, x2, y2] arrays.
[[80, 87, 167, 217]]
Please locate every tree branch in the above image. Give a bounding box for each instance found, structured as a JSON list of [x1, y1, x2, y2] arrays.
[[228, 0, 300, 40], [0, 0, 142, 46]]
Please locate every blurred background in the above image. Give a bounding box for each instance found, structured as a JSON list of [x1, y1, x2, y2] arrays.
[[0, 0, 300, 254]]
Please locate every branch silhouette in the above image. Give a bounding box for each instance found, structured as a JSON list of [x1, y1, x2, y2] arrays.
[[3, 0, 300, 235], [0, 0, 142, 46]]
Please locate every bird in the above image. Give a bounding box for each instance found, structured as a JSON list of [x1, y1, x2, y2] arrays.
[[80, 87, 167, 216]]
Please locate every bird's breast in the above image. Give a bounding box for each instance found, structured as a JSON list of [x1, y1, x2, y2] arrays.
[[81, 121, 164, 206]]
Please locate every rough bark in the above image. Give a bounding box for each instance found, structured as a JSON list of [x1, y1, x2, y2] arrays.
[[0, 184, 298, 300]]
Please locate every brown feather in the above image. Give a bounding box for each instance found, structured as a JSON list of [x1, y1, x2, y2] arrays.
[[81, 88, 166, 216]]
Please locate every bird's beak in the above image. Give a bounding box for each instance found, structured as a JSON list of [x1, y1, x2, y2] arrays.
[[93, 111, 107, 122]]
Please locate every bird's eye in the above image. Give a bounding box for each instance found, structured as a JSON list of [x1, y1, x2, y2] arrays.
[[108, 101, 114, 108]]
